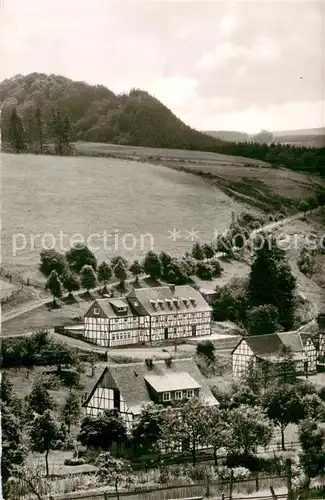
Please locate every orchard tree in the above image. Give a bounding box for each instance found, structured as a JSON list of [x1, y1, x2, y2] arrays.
[[66, 243, 97, 272], [246, 304, 279, 336], [229, 405, 273, 456], [25, 378, 55, 416], [97, 261, 112, 290], [162, 397, 209, 465], [113, 260, 128, 289], [29, 410, 65, 476], [96, 452, 133, 500], [129, 260, 143, 284], [206, 407, 233, 465], [44, 340, 77, 374], [143, 251, 162, 280], [62, 392, 81, 433], [262, 384, 305, 450], [1, 405, 27, 496], [80, 264, 97, 292], [45, 270, 63, 304], [299, 419, 325, 485], [61, 270, 80, 298]]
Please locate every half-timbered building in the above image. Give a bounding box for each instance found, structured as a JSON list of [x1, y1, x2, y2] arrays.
[[232, 331, 318, 379], [84, 285, 212, 347], [83, 357, 219, 429]]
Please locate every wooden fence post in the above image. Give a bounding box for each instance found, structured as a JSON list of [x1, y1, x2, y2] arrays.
[[205, 473, 210, 498], [229, 468, 234, 500], [255, 472, 259, 491]]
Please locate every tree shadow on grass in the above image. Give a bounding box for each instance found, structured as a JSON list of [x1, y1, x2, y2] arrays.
[[46, 301, 61, 311], [79, 291, 94, 301], [61, 294, 78, 305]]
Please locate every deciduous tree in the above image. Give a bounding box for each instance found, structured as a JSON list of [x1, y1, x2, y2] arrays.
[[262, 384, 304, 450], [129, 260, 143, 284], [62, 391, 81, 433], [80, 264, 97, 292], [143, 251, 162, 280], [228, 405, 273, 456], [66, 243, 97, 272], [96, 452, 133, 500], [45, 270, 63, 304], [29, 410, 65, 476]]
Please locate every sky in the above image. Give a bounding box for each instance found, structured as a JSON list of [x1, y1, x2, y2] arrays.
[[1, 0, 324, 134]]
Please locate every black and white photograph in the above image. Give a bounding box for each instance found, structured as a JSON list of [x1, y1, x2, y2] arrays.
[[1, 1, 325, 499]]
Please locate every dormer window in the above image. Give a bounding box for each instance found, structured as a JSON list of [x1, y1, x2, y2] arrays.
[[182, 298, 189, 307], [93, 307, 100, 315], [134, 301, 138, 307], [173, 298, 180, 308], [150, 299, 157, 309], [163, 392, 171, 401], [189, 297, 197, 306], [186, 390, 194, 398], [158, 299, 165, 309]]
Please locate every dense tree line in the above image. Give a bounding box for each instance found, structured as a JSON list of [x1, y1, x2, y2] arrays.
[[1, 73, 324, 175], [5, 104, 72, 155]]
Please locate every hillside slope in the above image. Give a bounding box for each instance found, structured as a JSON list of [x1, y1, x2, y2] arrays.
[[0, 73, 220, 150]]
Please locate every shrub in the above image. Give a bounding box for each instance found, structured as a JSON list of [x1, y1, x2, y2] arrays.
[[64, 458, 85, 466], [297, 248, 315, 277], [196, 340, 215, 362], [246, 304, 279, 335], [196, 262, 214, 280]]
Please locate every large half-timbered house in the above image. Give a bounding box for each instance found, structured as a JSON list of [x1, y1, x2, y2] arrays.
[[84, 285, 212, 347], [232, 331, 318, 379], [83, 357, 219, 429]]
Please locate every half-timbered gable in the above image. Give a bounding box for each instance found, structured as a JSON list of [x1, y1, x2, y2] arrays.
[[84, 297, 141, 347], [232, 338, 256, 378], [83, 357, 218, 430], [232, 331, 318, 379]]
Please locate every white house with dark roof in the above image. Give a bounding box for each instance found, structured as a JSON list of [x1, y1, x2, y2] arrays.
[[232, 331, 318, 379], [83, 357, 218, 429], [84, 285, 212, 347]]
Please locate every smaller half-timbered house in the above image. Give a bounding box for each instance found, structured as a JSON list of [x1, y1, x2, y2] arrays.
[[232, 331, 318, 379], [83, 357, 219, 429]]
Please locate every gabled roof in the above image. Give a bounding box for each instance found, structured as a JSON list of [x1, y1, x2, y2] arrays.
[[234, 331, 315, 360], [83, 357, 218, 413], [85, 298, 136, 318], [126, 285, 211, 316]]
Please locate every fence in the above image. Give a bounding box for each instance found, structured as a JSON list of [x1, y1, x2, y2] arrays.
[[45, 475, 288, 500]]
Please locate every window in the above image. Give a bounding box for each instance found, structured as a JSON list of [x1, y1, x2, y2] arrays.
[[175, 391, 182, 400], [112, 334, 116, 341], [127, 332, 131, 339], [163, 392, 171, 402], [94, 308, 100, 315], [187, 390, 194, 398]]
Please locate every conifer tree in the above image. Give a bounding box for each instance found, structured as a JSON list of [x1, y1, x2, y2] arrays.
[[8, 108, 26, 153]]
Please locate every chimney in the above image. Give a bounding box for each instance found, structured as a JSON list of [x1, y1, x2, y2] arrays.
[[145, 358, 153, 369], [165, 357, 172, 367], [170, 285, 175, 293]]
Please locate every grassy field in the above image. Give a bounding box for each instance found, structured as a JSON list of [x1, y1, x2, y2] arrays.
[[2, 152, 250, 275], [75, 142, 325, 210]]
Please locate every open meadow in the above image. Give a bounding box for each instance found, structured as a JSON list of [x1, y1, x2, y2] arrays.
[[1, 152, 250, 276]]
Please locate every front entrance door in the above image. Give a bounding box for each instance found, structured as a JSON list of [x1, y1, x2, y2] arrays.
[[192, 325, 197, 337], [164, 327, 169, 340]]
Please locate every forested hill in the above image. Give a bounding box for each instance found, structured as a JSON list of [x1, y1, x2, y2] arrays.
[[1, 72, 324, 176], [0, 73, 220, 150]]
